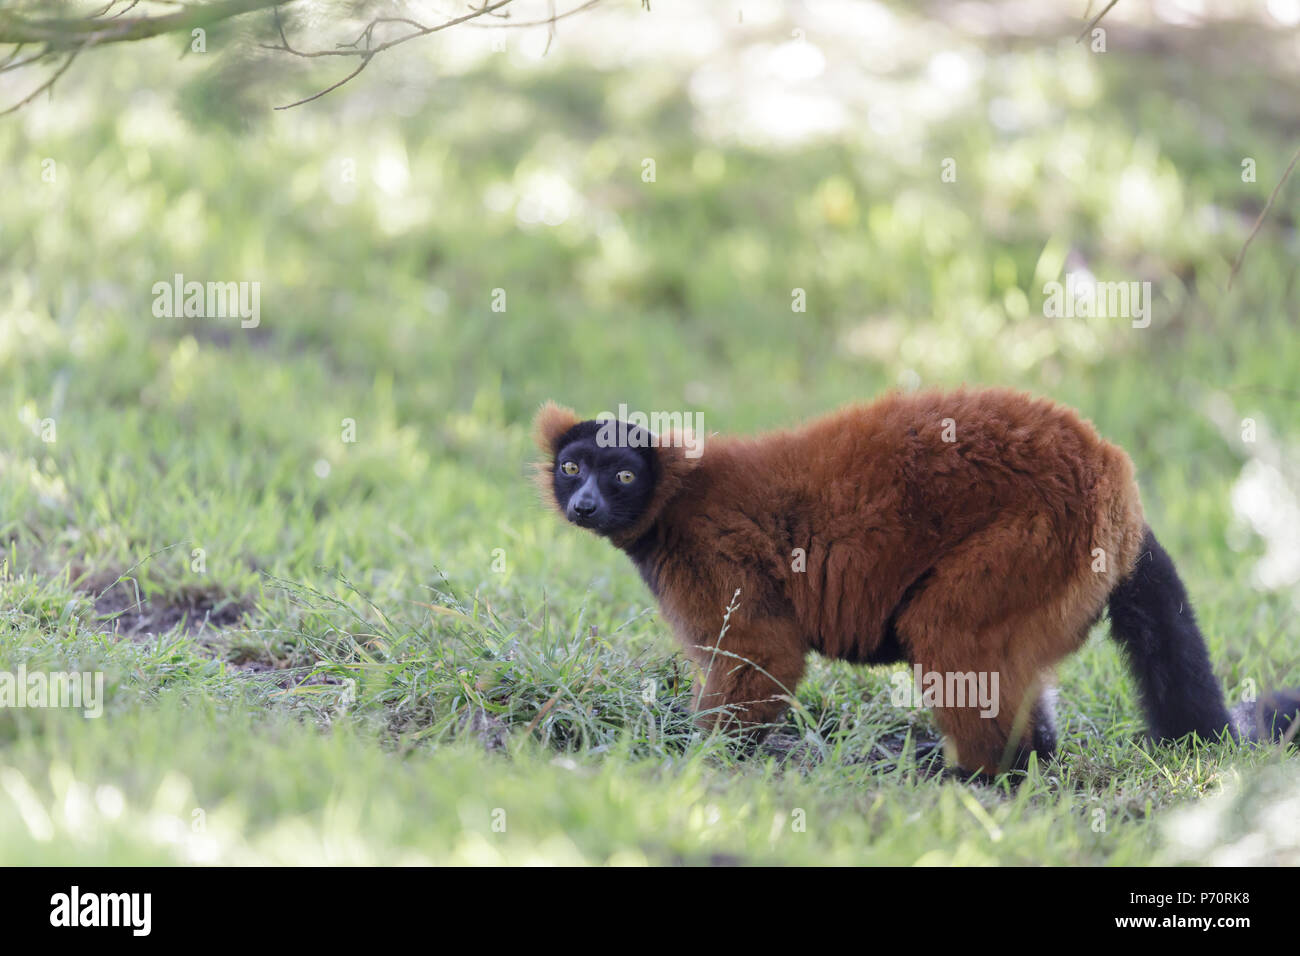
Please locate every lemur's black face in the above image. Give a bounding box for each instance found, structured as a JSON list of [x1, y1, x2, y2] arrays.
[[552, 420, 658, 537]]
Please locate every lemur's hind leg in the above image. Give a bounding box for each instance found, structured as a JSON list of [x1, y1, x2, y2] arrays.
[[902, 624, 1059, 777], [894, 515, 1106, 776]]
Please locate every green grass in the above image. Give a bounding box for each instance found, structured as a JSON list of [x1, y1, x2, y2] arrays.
[[1, 3, 1298, 864]]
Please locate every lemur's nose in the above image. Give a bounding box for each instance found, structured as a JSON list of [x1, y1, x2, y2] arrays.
[[573, 500, 597, 517]]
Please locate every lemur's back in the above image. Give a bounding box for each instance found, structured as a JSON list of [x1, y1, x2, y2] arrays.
[[674, 388, 1146, 661]]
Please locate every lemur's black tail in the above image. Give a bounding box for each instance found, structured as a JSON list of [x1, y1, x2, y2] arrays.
[[1107, 526, 1236, 743], [1108, 525, 1300, 745]]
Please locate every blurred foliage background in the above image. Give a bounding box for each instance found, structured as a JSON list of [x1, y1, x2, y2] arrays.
[[3, 0, 1298, 596]]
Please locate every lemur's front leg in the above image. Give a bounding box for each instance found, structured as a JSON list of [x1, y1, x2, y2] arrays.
[[682, 617, 806, 734]]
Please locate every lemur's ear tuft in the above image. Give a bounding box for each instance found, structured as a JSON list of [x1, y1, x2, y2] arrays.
[[533, 401, 580, 454]]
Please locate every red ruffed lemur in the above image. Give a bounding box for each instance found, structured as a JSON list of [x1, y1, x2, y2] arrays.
[[533, 388, 1299, 776]]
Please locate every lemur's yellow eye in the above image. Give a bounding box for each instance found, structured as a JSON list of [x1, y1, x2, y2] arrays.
[[616, 470, 635, 484], [560, 461, 579, 476]]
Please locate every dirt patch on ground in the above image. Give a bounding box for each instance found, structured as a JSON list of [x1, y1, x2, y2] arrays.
[[85, 576, 253, 639]]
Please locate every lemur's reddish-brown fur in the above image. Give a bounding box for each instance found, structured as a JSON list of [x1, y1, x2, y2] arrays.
[[534, 388, 1148, 775]]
